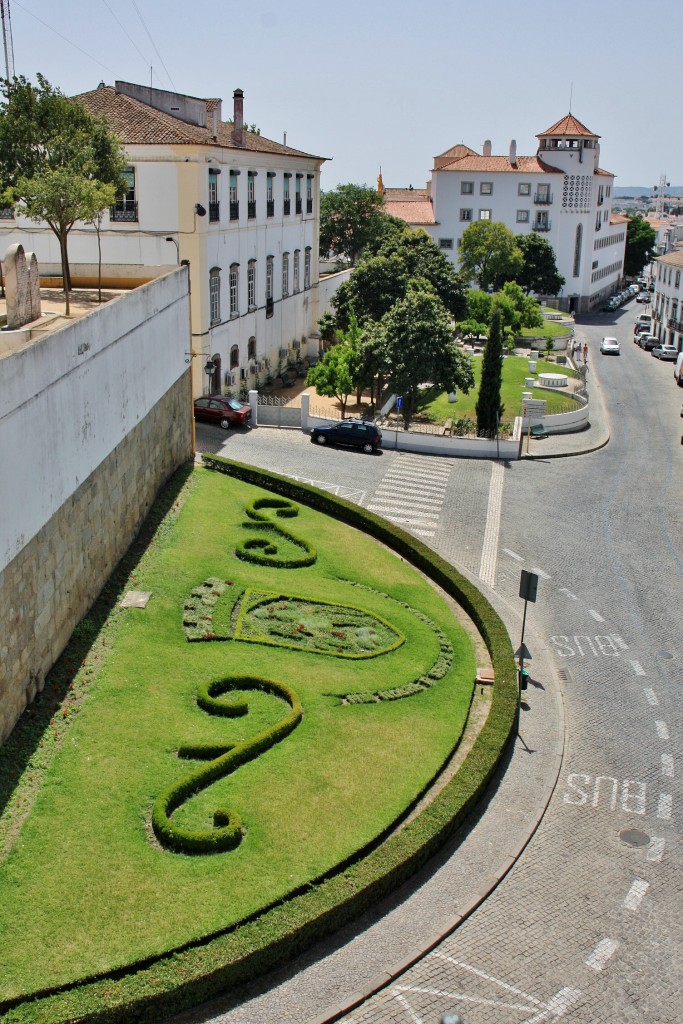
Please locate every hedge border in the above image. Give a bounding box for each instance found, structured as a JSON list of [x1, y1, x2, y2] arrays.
[[1, 457, 518, 1024], [235, 496, 317, 568]]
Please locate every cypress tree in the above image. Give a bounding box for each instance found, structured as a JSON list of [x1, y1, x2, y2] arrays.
[[476, 306, 504, 437]]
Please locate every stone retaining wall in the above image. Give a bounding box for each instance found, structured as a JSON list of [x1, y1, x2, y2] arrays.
[[0, 373, 192, 743]]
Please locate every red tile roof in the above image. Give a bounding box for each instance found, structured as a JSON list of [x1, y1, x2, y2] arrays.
[[384, 187, 430, 202], [383, 199, 435, 225], [436, 154, 563, 175], [538, 113, 598, 138], [74, 85, 324, 160], [610, 214, 629, 225]]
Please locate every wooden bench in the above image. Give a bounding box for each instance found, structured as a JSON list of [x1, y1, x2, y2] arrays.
[[277, 370, 297, 388]]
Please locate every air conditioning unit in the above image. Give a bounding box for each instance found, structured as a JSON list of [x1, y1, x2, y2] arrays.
[[279, 347, 289, 359], [240, 368, 248, 382], [292, 340, 300, 350], [224, 370, 231, 385], [249, 362, 257, 375], [264, 357, 271, 369]]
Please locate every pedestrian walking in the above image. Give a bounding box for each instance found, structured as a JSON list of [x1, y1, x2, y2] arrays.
[[583, 343, 588, 363]]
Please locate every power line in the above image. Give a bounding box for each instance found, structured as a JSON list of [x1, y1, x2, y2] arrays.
[[129, 0, 176, 92], [100, 0, 162, 86], [11, 0, 117, 77]]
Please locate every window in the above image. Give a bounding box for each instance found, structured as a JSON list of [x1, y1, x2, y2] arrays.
[[535, 183, 551, 204], [306, 174, 313, 213], [247, 260, 256, 309], [208, 169, 220, 221], [230, 344, 239, 370], [518, 183, 531, 196], [282, 252, 289, 297], [676, 271, 681, 289], [229, 263, 239, 317], [304, 246, 311, 289], [460, 208, 472, 222], [439, 238, 454, 249], [229, 171, 239, 220], [266, 173, 275, 217], [479, 209, 491, 220], [461, 181, 474, 194], [112, 166, 137, 221], [517, 210, 529, 222], [247, 172, 256, 219], [480, 182, 493, 195], [295, 175, 302, 214], [293, 249, 300, 293], [283, 174, 291, 215], [266, 255, 274, 300], [209, 267, 220, 324], [247, 336, 256, 361]]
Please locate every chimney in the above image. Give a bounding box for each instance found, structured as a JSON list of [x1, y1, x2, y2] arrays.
[[212, 108, 218, 140], [483, 139, 492, 157], [232, 88, 244, 148], [509, 139, 517, 166]]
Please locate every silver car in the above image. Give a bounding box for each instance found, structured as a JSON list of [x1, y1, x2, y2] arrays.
[[652, 345, 679, 361]]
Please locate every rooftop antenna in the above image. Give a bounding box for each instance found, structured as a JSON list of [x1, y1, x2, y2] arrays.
[[568, 81, 573, 113], [1, 0, 16, 82]]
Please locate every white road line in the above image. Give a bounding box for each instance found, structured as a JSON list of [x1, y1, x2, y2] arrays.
[[623, 879, 650, 911], [394, 985, 535, 1013], [661, 753, 674, 777], [655, 720, 670, 740], [525, 988, 582, 1023], [657, 793, 672, 819], [631, 661, 647, 676], [503, 548, 523, 561], [384, 515, 443, 528], [371, 491, 445, 507], [368, 505, 440, 519], [374, 485, 446, 500], [610, 635, 629, 650], [411, 529, 435, 538], [586, 938, 618, 971], [643, 687, 658, 703], [432, 954, 543, 1006], [479, 462, 505, 588], [588, 609, 605, 622], [384, 471, 450, 486], [367, 502, 441, 515], [647, 837, 666, 862], [531, 567, 552, 579], [559, 587, 578, 600], [393, 992, 424, 1024]]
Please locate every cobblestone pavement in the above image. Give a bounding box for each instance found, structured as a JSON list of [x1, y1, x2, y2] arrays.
[[180, 303, 683, 1024]]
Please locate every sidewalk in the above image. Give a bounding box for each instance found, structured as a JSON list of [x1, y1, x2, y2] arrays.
[[523, 338, 611, 459]]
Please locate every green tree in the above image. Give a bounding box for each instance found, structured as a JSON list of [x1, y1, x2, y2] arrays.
[[514, 233, 565, 296], [458, 221, 523, 291], [0, 74, 126, 313], [624, 214, 656, 277], [465, 288, 492, 324], [80, 179, 118, 303], [306, 341, 357, 417], [499, 281, 543, 329], [319, 183, 387, 265], [379, 281, 474, 429], [376, 228, 467, 320], [332, 253, 408, 329], [476, 307, 504, 437]]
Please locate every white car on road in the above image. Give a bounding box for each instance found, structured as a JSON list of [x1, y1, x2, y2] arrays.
[[600, 336, 620, 355]]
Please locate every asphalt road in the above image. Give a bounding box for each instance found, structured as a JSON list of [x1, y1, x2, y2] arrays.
[[188, 303, 683, 1023]]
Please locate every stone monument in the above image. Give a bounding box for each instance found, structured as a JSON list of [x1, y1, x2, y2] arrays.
[[4, 243, 42, 329]]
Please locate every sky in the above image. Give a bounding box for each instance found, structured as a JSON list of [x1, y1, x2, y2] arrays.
[[4, 0, 681, 193]]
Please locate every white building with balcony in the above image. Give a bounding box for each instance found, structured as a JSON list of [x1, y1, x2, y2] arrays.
[[384, 114, 626, 314], [652, 248, 683, 352], [0, 81, 327, 396]]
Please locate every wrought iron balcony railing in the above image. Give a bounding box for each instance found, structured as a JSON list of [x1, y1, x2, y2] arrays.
[[111, 201, 138, 222]]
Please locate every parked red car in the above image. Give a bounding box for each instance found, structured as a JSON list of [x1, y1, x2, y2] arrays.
[[193, 395, 252, 429]]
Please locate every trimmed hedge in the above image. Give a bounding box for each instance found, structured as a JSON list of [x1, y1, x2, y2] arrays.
[[152, 676, 303, 855], [235, 497, 317, 568], [2, 458, 518, 1024]]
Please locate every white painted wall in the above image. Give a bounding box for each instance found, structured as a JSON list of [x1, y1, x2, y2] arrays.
[[0, 268, 191, 571]]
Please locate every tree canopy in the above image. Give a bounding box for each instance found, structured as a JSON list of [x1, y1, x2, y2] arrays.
[[378, 281, 474, 428], [0, 74, 126, 312], [458, 221, 523, 291], [624, 214, 656, 277], [514, 233, 565, 296], [319, 183, 389, 265], [475, 306, 504, 437]]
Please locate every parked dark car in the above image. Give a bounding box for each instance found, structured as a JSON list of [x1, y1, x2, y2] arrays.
[[310, 419, 382, 453], [638, 335, 660, 351], [193, 395, 252, 429]]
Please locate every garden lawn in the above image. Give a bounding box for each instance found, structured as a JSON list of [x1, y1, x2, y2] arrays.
[[0, 469, 475, 1002], [416, 355, 580, 426], [519, 319, 572, 340]]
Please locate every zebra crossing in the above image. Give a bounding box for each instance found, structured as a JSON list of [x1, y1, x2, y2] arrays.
[[365, 454, 452, 538]]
